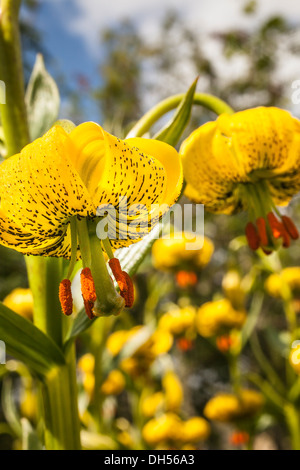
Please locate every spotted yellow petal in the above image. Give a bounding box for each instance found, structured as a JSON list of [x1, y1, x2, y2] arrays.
[[69, 123, 183, 247], [0, 126, 94, 256], [181, 107, 300, 214]]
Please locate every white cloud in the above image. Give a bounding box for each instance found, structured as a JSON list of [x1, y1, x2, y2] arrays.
[[48, 0, 299, 58]]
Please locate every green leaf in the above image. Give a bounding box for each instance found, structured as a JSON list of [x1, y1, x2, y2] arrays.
[[153, 77, 199, 146], [1, 377, 22, 437], [0, 302, 65, 377], [240, 292, 264, 349], [25, 54, 60, 141]]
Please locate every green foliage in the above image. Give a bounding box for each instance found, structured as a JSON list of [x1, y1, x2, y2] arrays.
[[0, 303, 65, 377], [25, 54, 60, 141]]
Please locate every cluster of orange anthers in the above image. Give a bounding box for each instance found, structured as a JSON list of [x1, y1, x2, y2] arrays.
[[230, 431, 250, 447], [216, 335, 234, 353], [175, 270, 198, 289], [59, 258, 134, 318], [245, 212, 299, 254]]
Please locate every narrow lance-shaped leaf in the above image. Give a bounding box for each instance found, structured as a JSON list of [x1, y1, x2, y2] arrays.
[[153, 76, 198, 146], [0, 303, 65, 377], [25, 53, 60, 141]]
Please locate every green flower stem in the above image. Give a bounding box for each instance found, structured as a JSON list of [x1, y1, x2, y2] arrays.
[[126, 93, 234, 138], [284, 403, 300, 450], [0, 0, 30, 156], [27, 255, 81, 449], [41, 343, 81, 450], [228, 353, 242, 396], [90, 316, 115, 429], [249, 333, 286, 396], [26, 257, 64, 347], [248, 373, 300, 450], [102, 237, 115, 260]]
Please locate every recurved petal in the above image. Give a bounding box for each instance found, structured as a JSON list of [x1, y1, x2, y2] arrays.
[[69, 123, 182, 247], [217, 107, 300, 176], [0, 126, 94, 256], [181, 121, 243, 213]]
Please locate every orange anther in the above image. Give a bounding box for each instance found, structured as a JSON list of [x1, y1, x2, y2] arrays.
[[282, 216, 299, 240], [80, 268, 97, 319], [109, 258, 134, 308], [59, 279, 73, 316], [256, 217, 269, 247], [245, 222, 260, 250], [80, 267, 97, 303]]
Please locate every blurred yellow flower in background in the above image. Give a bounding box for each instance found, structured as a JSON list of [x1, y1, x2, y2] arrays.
[[142, 413, 182, 445], [20, 389, 38, 421], [78, 353, 95, 398], [196, 299, 246, 337], [204, 389, 264, 422], [158, 306, 196, 336], [222, 271, 246, 310], [3, 288, 33, 320], [78, 353, 95, 374], [101, 370, 125, 396], [162, 371, 183, 412], [289, 343, 300, 374], [265, 267, 300, 298], [142, 412, 210, 446], [180, 417, 211, 443], [152, 233, 214, 272], [180, 107, 300, 253], [107, 326, 173, 378], [141, 392, 165, 418]]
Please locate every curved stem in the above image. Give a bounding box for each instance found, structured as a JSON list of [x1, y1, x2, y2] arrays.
[[126, 93, 234, 138], [0, 0, 30, 156]]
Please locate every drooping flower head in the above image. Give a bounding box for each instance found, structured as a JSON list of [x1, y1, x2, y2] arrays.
[[180, 107, 300, 253], [0, 122, 182, 318]]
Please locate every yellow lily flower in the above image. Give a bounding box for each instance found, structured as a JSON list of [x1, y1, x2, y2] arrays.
[[180, 107, 300, 253], [0, 123, 182, 317], [204, 389, 264, 423]]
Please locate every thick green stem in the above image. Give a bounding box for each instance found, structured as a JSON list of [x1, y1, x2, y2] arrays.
[[27, 255, 81, 449], [26, 257, 64, 347], [284, 403, 300, 450], [41, 344, 81, 450], [126, 93, 234, 138], [0, 0, 30, 156]]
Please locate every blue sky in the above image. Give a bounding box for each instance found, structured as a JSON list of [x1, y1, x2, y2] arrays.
[[26, 0, 299, 122]]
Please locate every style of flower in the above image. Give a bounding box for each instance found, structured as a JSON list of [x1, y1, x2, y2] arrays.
[[0, 122, 182, 318], [180, 107, 300, 253]]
